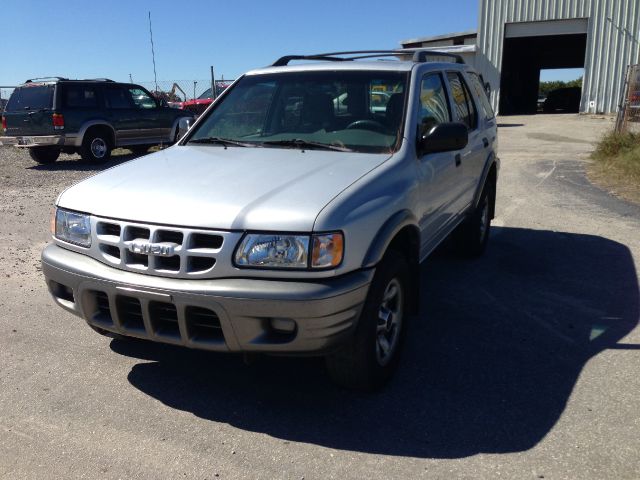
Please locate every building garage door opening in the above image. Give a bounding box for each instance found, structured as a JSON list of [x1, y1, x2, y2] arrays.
[[499, 32, 587, 115]]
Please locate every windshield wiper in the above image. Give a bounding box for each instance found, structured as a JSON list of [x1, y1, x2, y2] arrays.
[[188, 137, 256, 147], [259, 139, 353, 152]]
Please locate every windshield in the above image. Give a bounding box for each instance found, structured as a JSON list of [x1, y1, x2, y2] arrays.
[[188, 71, 409, 153], [6, 84, 54, 111]]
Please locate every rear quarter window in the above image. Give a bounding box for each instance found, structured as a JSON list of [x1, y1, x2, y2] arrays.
[[63, 85, 99, 108], [6, 85, 54, 111]]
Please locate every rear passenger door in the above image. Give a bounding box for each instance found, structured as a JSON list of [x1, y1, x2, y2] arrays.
[[415, 72, 462, 254], [60, 83, 103, 135], [445, 71, 485, 211]]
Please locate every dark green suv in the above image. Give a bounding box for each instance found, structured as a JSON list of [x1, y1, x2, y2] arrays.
[[1, 77, 194, 164]]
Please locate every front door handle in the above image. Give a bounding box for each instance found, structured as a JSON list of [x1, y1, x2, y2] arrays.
[[455, 154, 461, 167], [482, 137, 489, 148]]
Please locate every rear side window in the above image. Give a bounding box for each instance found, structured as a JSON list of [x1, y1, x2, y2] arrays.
[[104, 87, 132, 109], [467, 72, 495, 120], [446, 72, 477, 130], [63, 85, 98, 108], [6, 85, 54, 111]]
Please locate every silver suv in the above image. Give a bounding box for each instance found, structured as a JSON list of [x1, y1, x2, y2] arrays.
[[42, 50, 499, 390]]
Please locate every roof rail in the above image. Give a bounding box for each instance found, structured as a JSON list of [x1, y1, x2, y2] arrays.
[[271, 49, 465, 66], [83, 78, 115, 82], [25, 77, 68, 83]]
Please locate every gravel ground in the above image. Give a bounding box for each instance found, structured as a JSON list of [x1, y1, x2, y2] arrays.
[[1, 115, 639, 479]]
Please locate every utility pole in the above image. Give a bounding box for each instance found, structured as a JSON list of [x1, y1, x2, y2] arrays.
[[129, 73, 133, 83], [148, 11, 158, 93], [211, 66, 216, 99], [193, 81, 197, 101]]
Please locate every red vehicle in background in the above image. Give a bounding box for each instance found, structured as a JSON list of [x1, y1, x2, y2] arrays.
[[168, 83, 231, 116]]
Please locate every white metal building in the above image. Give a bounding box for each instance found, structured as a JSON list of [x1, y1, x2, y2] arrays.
[[402, 0, 640, 115]]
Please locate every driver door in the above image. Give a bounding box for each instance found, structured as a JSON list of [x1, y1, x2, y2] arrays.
[[415, 72, 463, 257]]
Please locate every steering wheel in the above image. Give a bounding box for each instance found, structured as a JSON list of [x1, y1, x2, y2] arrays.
[[345, 119, 387, 133]]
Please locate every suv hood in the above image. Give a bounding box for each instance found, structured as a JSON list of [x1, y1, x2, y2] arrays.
[[58, 146, 391, 231]]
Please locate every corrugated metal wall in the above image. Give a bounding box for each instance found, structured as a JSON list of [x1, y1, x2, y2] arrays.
[[477, 0, 640, 114]]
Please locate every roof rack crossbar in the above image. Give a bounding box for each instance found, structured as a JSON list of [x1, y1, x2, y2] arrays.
[[271, 49, 465, 66]]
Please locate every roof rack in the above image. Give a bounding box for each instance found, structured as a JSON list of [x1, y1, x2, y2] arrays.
[[83, 78, 115, 82], [271, 49, 465, 67], [25, 77, 68, 83]]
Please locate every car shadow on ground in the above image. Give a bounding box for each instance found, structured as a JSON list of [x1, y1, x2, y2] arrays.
[[27, 151, 150, 172], [111, 226, 639, 459]]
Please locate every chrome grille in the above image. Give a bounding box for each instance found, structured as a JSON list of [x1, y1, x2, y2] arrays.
[[84, 216, 242, 279]]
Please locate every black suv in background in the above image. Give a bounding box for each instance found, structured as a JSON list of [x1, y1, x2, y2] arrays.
[[1, 78, 194, 164]]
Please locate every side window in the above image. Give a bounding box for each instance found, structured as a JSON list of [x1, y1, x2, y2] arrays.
[[467, 72, 495, 120], [63, 85, 98, 108], [418, 73, 451, 135], [128, 88, 157, 109], [446, 72, 478, 130], [104, 87, 132, 109]]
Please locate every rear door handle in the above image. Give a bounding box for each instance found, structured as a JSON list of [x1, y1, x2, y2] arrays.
[[482, 137, 489, 148], [455, 154, 461, 167]]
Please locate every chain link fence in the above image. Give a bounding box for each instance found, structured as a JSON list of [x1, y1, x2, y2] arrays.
[[615, 64, 640, 133]]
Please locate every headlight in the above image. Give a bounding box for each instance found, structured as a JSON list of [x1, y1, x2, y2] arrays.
[[234, 232, 344, 269], [54, 208, 91, 247]]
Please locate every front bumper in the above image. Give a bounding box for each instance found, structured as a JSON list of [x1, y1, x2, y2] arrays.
[[42, 244, 372, 354], [0, 135, 76, 147]]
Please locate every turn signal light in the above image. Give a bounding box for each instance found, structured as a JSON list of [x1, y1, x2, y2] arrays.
[[52, 113, 64, 130]]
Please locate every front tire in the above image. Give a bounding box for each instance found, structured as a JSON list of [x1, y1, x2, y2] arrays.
[[29, 147, 60, 164], [80, 130, 112, 163], [325, 251, 409, 391]]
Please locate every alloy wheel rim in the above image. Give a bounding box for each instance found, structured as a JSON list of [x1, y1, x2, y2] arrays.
[[91, 138, 107, 158], [376, 278, 403, 366]]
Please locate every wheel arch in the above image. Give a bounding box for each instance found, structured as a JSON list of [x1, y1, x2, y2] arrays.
[[362, 210, 421, 314], [75, 121, 116, 148], [472, 153, 499, 219]]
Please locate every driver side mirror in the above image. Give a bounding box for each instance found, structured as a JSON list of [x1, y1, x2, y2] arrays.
[[158, 98, 169, 108], [417, 122, 468, 156], [177, 117, 193, 141]]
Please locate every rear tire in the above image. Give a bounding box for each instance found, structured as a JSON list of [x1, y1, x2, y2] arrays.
[[325, 251, 409, 391], [129, 145, 150, 155], [29, 147, 60, 164], [80, 130, 112, 163], [455, 181, 493, 257]]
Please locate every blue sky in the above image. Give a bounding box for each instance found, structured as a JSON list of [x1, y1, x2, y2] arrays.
[[2, 0, 582, 86]]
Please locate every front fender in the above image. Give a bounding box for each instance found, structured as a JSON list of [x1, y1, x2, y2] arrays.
[[362, 209, 419, 268]]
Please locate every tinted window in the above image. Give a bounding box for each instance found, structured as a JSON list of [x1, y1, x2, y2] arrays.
[[129, 88, 157, 109], [447, 72, 477, 130], [418, 73, 450, 135], [104, 87, 132, 109], [467, 72, 495, 120], [6, 85, 54, 111], [63, 85, 98, 108]]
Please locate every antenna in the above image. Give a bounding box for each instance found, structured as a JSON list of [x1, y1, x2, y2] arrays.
[[148, 11, 158, 93]]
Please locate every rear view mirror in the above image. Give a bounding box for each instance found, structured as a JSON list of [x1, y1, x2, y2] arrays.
[[177, 117, 193, 141], [418, 122, 468, 156]]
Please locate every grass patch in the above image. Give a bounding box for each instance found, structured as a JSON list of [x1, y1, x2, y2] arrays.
[[589, 130, 640, 203]]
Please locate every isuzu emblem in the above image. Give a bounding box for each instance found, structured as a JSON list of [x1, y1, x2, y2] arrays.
[[129, 242, 175, 257]]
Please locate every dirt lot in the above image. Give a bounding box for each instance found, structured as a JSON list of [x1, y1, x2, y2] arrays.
[[1, 115, 639, 479]]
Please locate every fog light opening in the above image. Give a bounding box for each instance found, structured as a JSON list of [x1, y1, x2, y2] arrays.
[[269, 318, 297, 334], [50, 281, 75, 304]]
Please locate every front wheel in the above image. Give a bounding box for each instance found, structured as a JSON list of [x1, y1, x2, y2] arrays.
[[29, 147, 60, 164], [325, 251, 409, 391]]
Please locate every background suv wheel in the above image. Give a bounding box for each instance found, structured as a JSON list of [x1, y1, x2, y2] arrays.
[[80, 129, 112, 163], [28, 147, 60, 164]]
